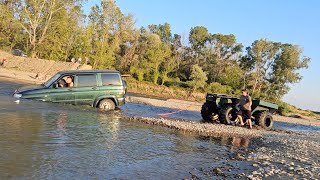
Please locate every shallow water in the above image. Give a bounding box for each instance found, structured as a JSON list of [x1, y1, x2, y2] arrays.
[[0, 78, 253, 179]]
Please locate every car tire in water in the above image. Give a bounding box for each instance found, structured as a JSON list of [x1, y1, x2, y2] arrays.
[[255, 111, 273, 130], [98, 99, 116, 111], [219, 106, 237, 125]]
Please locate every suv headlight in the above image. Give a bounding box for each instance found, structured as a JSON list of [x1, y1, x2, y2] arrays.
[[13, 93, 22, 98]]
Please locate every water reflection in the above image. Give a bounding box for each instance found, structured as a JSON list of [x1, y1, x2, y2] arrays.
[[197, 136, 252, 151], [231, 137, 251, 151], [0, 112, 44, 178]]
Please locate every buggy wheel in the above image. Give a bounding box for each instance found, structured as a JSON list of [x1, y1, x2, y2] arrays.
[[220, 106, 237, 125], [255, 111, 273, 130], [201, 103, 216, 122]]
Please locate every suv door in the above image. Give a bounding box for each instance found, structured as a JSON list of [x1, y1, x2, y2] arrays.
[[48, 75, 76, 104], [73, 74, 100, 106]]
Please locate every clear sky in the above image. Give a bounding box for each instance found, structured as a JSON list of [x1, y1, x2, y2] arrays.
[[83, 0, 320, 111]]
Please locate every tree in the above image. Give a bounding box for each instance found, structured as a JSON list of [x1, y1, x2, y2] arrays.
[[188, 64, 207, 91], [87, 0, 137, 69], [37, 5, 83, 61], [242, 39, 279, 96], [160, 55, 177, 85], [15, 0, 83, 58], [189, 26, 209, 51], [0, 1, 25, 51], [148, 23, 172, 44], [242, 39, 310, 100], [266, 44, 310, 100], [205, 33, 243, 83], [145, 42, 171, 84]]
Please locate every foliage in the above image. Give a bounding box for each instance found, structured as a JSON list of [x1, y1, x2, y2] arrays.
[[277, 101, 291, 115], [206, 82, 233, 94], [188, 64, 207, 91], [0, 0, 310, 103], [242, 39, 310, 101]]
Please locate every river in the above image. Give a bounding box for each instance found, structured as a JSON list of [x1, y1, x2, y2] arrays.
[[0, 78, 257, 179]]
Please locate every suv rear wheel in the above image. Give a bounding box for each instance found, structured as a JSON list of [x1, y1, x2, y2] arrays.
[[98, 99, 116, 111]]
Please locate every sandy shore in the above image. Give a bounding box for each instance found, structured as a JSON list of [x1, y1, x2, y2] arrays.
[[0, 68, 44, 84]]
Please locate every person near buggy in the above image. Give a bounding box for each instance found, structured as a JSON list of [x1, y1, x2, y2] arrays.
[[236, 89, 253, 129]]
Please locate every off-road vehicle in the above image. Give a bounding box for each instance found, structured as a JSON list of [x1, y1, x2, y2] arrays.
[[13, 70, 126, 111], [201, 93, 278, 130]]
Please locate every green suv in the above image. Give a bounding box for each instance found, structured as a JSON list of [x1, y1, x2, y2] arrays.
[[13, 70, 127, 111]]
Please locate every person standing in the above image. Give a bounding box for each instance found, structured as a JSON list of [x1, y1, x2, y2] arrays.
[[1, 58, 7, 67], [237, 89, 253, 129], [85, 57, 89, 65]]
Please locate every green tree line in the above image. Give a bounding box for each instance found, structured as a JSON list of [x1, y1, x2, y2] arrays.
[[0, 0, 310, 102]]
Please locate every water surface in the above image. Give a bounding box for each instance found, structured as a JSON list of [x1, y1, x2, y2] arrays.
[[0, 78, 251, 179]]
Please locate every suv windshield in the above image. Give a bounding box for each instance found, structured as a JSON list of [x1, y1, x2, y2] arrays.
[[43, 74, 61, 87]]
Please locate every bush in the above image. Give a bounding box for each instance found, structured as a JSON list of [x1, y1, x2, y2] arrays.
[[206, 82, 233, 94], [277, 101, 290, 116]]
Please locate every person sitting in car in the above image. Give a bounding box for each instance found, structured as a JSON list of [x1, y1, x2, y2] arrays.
[[66, 76, 74, 87], [58, 79, 67, 88]]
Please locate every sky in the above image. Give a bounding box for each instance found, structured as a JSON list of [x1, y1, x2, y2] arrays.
[[83, 0, 320, 111]]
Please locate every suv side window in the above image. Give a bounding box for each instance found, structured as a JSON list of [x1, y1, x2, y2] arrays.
[[77, 74, 97, 87], [101, 73, 121, 86]]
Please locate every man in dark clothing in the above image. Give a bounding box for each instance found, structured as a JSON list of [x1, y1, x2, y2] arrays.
[[237, 89, 253, 129]]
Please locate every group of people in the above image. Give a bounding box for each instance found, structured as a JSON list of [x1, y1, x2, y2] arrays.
[[71, 57, 89, 65]]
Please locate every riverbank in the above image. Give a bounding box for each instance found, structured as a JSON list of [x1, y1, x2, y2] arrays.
[[1, 75, 319, 179], [126, 95, 320, 127], [1, 68, 319, 129], [0, 50, 91, 83]]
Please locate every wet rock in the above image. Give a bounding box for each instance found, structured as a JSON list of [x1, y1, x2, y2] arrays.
[[252, 171, 261, 175], [190, 173, 198, 179], [274, 169, 281, 174], [247, 175, 254, 180], [294, 167, 304, 172], [253, 163, 259, 167], [259, 155, 270, 160], [262, 161, 271, 165], [212, 167, 224, 175], [235, 154, 245, 160]]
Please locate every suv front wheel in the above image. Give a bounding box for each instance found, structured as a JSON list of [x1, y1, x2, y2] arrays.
[[98, 99, 116, 111]]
